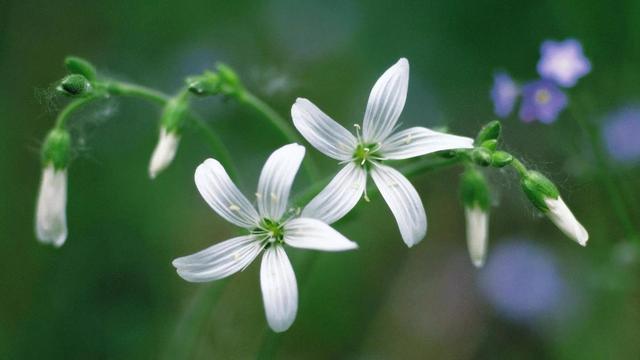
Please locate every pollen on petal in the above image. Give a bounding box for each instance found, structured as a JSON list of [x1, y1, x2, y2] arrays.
[[229, 204, 241, 211]]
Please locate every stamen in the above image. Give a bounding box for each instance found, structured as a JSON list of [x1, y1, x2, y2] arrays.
[[404, 133, 413, 144], [270, 192, 278, 202], [255, 192, 262, 199], [229, 204, 241, 211]]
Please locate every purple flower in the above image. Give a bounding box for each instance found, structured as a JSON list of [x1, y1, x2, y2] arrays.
[[519, 79, 567, 123], [603, 105, 640, 163], [537, 39, 591, 88], [490, 72, 519, 118], [479, 240, 567, 322]]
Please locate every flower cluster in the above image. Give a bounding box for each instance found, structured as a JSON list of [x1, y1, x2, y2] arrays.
[[491, 39, 591, 123], [34, 56, 589, 333]]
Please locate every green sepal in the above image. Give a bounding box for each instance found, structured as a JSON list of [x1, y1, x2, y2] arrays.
[[57, 74, 92, 97], [460, 167, 490, 210], [481, 139, 497, 151], [186, 71, 221, 96], [521, 171, 560, 212], [41, 128, 71, 169], [472, 147, 492, 167], [216, 63, 244, 98], [64, 56, 97, 81], [491, 151, 513, 167], [160, 96, 189, 133], [476, 120, 501, 144]]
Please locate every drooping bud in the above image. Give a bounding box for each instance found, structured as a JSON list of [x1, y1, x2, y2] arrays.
[[476, 120, 501, 144], [57, 74, 92, 97], [36, 128, 72, 247], [491, 151, 513, 167], [41, 128, 72, 170], [460, 168, 491, 267], [186, 71, 221, 96], [472, 147, 492, 167], [148, 96, 187, 178], [216, 63, 244, 98], [64, 56, 97, 81], [521, 171, 588, 246]]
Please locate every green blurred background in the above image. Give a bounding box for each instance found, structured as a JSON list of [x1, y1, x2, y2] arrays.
[[2, 0, 640, 358]]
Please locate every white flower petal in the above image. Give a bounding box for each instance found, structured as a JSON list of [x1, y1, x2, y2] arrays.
[[291, 98, 356, 161], [370, 164, 427, 247], [284, 218, 358, 251], [362, 58, 409, 143], [257, 144, 305, 220], [260, 246, 298, 332], [301, 163, 366, 224], [545, 197, 589, 246], [380, 127, 474, 160], [172, 235, 262, 282], [195, 159, 260, 228], [35, 165, 68, 247], [149, 128, 180, 179], [465, 207, 489, 268]]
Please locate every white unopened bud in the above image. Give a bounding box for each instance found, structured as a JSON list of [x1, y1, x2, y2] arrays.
[[544, 197, 588, 246], [149, 128, 180, 179], [35, 165, 68, 247], [465, 206, 489, 268]]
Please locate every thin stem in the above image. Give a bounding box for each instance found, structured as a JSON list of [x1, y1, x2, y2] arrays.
[[237, 90, 319, 181], [54, 96, 99, 129], [102, 80, 239, 181], [509, 157, 528, 178]]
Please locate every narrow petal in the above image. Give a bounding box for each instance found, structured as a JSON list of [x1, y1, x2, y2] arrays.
[[292, 98, 356, 161], [465, 207, 489, 268], [545, 197, 589, 246], [172, 235, 263, 282], [380, 127, 474, 160], [257, 144, 305, 220], [362, 58, 409, 143], [284, 218, 358, 251], [260, 246, 298, 332], [149, 128, 180, 179], [195, 159, 259, 228], [301, 163, 366, 224], [35, 165, 67, 247], [370, 164, 427, 247]]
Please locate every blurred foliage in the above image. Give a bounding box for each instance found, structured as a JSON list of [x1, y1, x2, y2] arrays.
[[1, 0, 640, 358]]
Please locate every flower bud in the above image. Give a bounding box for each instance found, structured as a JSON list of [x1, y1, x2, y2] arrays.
[[460, 168, 491, 267], [481, 139, 497, 151], [187, 71, 221, 96], [216, 63, 244, 97], [148, 127, 180, 179], [41, 128, 71, 169], [491, 151, 513, 167], [35, 165, 68, 247], [472, 147, 492, 166], [64, 56, 97, 81], [521, 171, 588, 246], [57, 74, 92, 97], [476, 120, 501, 144]]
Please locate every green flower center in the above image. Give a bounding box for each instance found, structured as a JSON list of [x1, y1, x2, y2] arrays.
[[353, 142, 381, 168], [254, 218, 285, 247]]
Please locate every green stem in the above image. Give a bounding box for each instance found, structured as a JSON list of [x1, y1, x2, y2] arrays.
[[238, 90, 319, 181], [510, 157, 528, 178], [103, 80, 239, 181], [54, 96, 100, 129], [569, 104, 640, 243]]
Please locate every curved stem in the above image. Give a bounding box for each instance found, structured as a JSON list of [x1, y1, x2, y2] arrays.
[[237, 90, 319, 181], [54, 96, 100, 129], [102, 80, 239, 181]]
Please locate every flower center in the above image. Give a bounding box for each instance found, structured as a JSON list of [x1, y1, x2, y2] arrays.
[[254, 218, 285, 247], [353, 142, 381, 168], [535, 89, 551, 105]]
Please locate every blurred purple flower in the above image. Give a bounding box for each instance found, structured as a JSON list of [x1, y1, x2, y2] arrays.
[[519, 80, 567, 123], [602, 105, 640, 163], [479, 240, 566, 322], [490, 72, 519, 118], [537, 39, 591, 88]]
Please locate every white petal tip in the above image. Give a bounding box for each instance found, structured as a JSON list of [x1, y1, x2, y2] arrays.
[[472, 258, 485, 268], [396, 58, 409, 67]]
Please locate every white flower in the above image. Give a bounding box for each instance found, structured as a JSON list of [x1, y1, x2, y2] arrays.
[[172, 143, 357, 332], [149, 127, 180, 179], [544, 197, 588, 246], [292, 58, 474, 247], [35, 165, 68, 247], [465, 206, 489, 268]]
